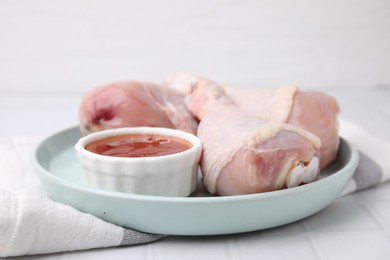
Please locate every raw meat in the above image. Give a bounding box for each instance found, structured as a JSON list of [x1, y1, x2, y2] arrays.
[[186, 79, 321, 195], [79, 81, 198, 135], [166, 72, 339, 169]]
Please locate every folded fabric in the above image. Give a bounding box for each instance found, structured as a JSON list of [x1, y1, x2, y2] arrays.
[[0, 119, 389, 257], [0, 189, 165, 257], [339, 119, 390, 195]]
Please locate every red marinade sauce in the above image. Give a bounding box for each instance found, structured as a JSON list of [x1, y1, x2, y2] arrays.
[[85, 134, 192, 158]]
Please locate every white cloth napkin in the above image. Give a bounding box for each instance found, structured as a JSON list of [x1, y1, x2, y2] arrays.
[[0, 136, 165, 257], [339, 119, 390, 195], [0, 119, 389, 257]]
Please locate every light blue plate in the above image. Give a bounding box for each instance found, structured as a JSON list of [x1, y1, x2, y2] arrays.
[[32, 126, 359, 235]]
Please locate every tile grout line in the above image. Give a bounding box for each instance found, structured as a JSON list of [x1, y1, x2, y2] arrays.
[[354, 193, 389, 232], [302, 220, 327, 260], [227, 237, 242, 260]]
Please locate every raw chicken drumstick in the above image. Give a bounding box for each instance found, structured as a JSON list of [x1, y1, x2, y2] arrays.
[[186, 79, 321, 196], [226, 85, 340, 170], [166, 72, 339, 170], [79, 81, 198, 135]]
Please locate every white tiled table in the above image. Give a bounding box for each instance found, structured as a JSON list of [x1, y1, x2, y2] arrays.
[[1, 89, 390, 260]]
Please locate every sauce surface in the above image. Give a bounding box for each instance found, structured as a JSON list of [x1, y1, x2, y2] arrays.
[[85, 134, 192, 157]]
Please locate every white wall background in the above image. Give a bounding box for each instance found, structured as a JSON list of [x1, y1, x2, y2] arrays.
[[0, 0, 389, 95]]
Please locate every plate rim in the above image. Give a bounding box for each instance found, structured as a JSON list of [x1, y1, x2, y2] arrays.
[[32, 126, 360, 204]]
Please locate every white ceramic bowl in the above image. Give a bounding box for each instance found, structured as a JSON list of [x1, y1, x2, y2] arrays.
[[75, 127, 202, 197]]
